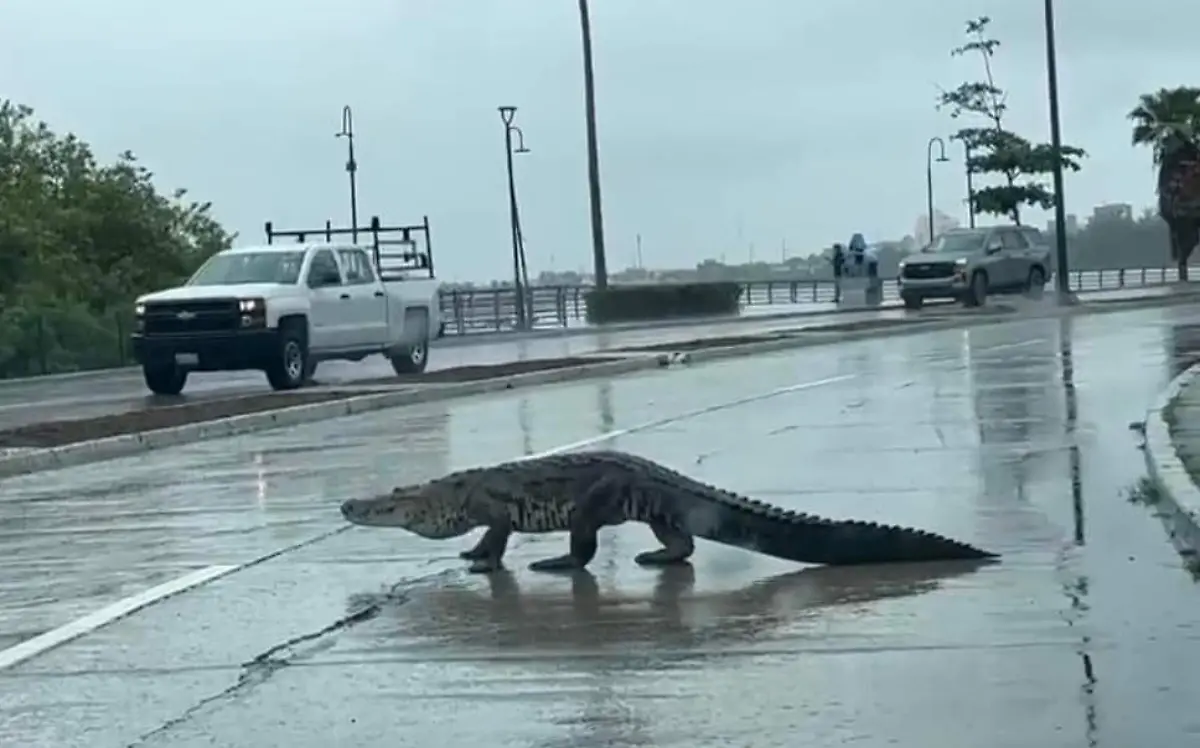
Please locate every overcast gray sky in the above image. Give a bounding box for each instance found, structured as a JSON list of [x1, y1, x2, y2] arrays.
[[2, 0, 1195, 282]]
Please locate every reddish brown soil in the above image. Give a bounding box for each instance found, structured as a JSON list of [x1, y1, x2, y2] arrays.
[[0, 390, 372, 449]]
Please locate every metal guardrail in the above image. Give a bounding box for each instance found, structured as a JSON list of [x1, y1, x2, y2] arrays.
[[438, 265, 1200, 335]]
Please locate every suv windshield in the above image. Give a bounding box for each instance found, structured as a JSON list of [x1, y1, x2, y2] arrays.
[[187, 251, 304, 285], [924, 231, 986, 254]]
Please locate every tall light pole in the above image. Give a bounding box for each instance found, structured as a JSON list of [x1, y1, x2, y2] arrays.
[[926, 136, 951, 245], [577, 0, 608, 288], [1042, 0, 1073, 300], [963, 140, 977, 228], [499, 106, 532, 330], [335, 105, 359, 241]]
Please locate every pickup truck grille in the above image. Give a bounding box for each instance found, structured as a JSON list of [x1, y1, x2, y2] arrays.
[[902, 262, 958, 280], [142, 300, 240, 335]]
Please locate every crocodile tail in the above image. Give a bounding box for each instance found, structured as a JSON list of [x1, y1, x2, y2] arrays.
[[684, 497, 999, 566]]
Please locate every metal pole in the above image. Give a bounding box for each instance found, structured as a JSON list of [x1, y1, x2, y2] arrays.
[[499, 107, 527, 330], [1042, 0, 1072, 298], [964, 141, 976, 229], [337, 106, 359, 242], [578, 0, 608, 288], [926, 163, 936, 247], [926, 137, 949, 245]]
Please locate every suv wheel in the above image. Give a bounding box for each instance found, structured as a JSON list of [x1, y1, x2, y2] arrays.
[[1025, 267, 1046, 298], [963, 271, 988, 307], [902, 293, 923, 310], [143, 363, 187, 396], [266, 324, 308, 390]]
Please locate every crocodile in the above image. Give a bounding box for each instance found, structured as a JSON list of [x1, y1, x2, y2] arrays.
[[339, 449, 999, 573]]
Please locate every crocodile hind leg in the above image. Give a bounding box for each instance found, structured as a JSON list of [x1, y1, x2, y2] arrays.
[[463, 525, 512, 574], [634, 521, 695, 566]]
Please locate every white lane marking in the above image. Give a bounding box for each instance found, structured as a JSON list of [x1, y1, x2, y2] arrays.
[[0, 373, 855, 671], [0, 565, 235, 671], [522, 374, 857, 459]]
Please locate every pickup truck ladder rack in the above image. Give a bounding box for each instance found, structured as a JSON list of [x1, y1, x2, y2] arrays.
[[263, 215, 435, 281]]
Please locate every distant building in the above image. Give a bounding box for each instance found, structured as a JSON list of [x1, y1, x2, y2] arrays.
[[1046, 213, 1079, 237], [913, 210, 961, 246], [1092, 203, 1133, 222]]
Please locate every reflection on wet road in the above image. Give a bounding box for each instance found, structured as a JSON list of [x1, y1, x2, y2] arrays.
[[3, 303, 1200, 746]]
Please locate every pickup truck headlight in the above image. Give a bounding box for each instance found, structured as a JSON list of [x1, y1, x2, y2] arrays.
[[238, 298, 264, 312], [134, 303, 146, 316]]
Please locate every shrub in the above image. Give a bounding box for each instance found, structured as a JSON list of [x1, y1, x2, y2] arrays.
[[584, 282, 743, 324]]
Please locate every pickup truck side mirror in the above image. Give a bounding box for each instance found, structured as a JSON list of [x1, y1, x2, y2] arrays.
[[985, 240, 1003, 254]]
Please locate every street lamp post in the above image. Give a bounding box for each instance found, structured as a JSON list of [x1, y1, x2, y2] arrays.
[[963, 141, 977, 229], [1042, 0, 1073, 299], [577, 0, 608, 289], [499, 106, 532, 330], [335, 106, 359, 241], [926, 136, 951, 245]]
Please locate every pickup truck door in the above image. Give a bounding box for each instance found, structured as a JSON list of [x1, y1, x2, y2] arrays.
[[304, 248, 351, 350], [337, 248, 389, 347]]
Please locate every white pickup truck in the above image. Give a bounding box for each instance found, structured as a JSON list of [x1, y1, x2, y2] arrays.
[[130, 216, 444, 395]]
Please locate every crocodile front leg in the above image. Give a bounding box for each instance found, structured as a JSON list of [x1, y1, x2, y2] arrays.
[[463, 524, 512, 574], [460, 526, 507, 561], [634, 521, 695, 566]]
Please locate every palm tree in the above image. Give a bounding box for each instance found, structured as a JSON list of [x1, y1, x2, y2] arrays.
[[1129, 87, 1200, 280]]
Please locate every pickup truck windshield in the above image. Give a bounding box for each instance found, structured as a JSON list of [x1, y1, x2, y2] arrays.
[[187, 251, 304, 285]]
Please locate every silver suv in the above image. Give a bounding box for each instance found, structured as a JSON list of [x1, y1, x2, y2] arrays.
[[898, 225, 1052, 309]]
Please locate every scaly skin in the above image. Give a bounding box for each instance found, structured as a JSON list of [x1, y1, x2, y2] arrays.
[[339, 450, 999, 573]]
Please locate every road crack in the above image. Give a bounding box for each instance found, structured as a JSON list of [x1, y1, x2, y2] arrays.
[[125, 585, 410, 746]]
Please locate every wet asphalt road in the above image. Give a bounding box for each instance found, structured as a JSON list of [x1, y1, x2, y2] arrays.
[[0, 286, 1173, 431], [3, 301, 1200, 745], [0, 306, 917, 431]]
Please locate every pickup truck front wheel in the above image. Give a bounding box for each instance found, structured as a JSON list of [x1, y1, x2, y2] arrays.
[[265, 324, 308, 391], [143, 363, 187, 396]]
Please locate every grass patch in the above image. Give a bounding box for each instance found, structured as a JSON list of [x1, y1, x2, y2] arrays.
[[1126, 475, 1163, 506]]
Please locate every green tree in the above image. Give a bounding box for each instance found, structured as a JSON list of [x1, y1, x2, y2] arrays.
[[937, 16, 1086, 225], [1129, 86, 1200, 280], [0, 100, 232, 376]]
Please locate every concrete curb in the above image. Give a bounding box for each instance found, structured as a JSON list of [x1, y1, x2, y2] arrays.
[[1142, 362, 1200, 556]]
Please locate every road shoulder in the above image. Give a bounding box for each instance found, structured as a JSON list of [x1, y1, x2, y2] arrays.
[[1143, 361, 1200, 555]]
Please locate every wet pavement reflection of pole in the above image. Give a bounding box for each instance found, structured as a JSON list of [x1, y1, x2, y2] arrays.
[[1057, 315, 1098, 748]]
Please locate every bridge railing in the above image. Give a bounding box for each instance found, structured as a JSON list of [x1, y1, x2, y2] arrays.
[[438, 265, 1198, 336]]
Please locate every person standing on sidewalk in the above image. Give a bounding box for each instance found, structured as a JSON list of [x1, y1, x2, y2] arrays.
[[831, 243, 845, 302]]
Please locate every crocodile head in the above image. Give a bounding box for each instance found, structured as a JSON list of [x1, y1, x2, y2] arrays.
[[340, 476, 475, 539]]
